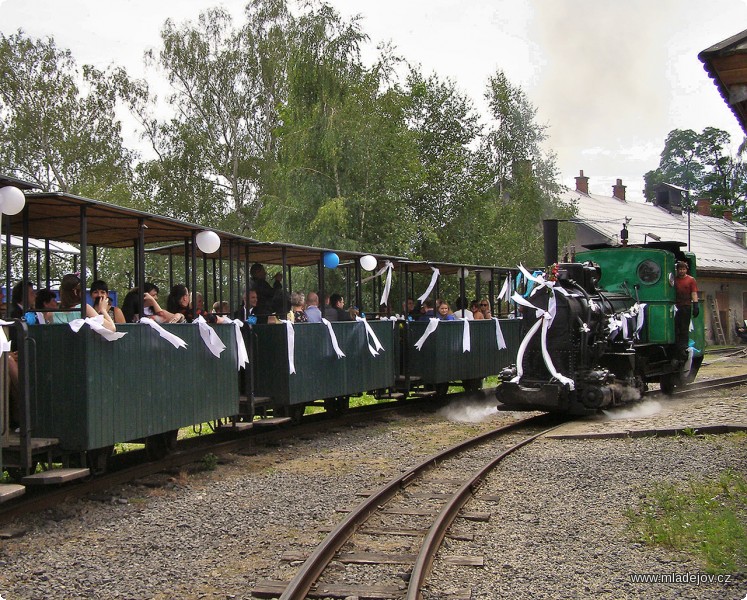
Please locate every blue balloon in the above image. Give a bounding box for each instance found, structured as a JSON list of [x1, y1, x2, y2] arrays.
[[323, 252, 339, 269]]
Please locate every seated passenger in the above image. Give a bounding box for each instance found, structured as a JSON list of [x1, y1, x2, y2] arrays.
[[419, 299, 436, 320], [166, 284, 193, 323], [304, 291, 323, 323], [121, 283, 161, 323], [249, 263, 282, 316], [53, 273, 116, 331], [90, 280, 126, 324], [233, 289, 268, 324], [324, 293, 354, 322], [212, 300, 229, 314], [10, 280, 36, 319], [437, 301, 456, 321], [479, 299, 492, 319], [452, 296, 473, 320], [289, 292, 308, 323], [471, 299, 485, 320], [34, 289, 58, 324]]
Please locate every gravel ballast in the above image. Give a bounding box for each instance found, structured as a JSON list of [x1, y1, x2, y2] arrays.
[[0, 395, 744, 599]]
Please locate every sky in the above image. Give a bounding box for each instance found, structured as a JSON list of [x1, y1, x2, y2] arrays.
[[1, 0, 746, 203]]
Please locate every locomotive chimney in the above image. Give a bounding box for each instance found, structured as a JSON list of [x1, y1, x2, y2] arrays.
[[575, 170, 589, 194], [543, 219, 559, 266]]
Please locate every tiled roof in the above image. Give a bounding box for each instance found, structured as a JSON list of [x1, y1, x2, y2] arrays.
[[564, 190, 747, 272]]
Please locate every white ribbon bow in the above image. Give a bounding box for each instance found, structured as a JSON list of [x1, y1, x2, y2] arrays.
[[282, 320, 296, 374], [510, 291, 574, 390], [229, 319, 250, 370], [139, 317, 187, 349], [195, 315, 226, 358], [0, 319, 14, 355], [321, 318, 345, 358], [414, 317, 440, 350], [417, 267, 440, 303], [462, 317, 471, 353], [69, 315, 128, 342], [379, 261, 394, 307], [492, 317, 507, 350], [356, 316, 384, 356], [498, 276, 510, 301]]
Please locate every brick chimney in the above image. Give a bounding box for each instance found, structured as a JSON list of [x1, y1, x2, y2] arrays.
[[575, 170, 589, 194], [723, 209, 733, 222], [696, 198, 712, 216], [612, 178, 626, 201]]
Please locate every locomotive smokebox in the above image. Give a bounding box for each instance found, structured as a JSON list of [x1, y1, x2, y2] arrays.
[[543, 219, 559, 266]]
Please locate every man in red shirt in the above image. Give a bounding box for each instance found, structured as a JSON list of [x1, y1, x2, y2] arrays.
[[674, 260, 699, 359]]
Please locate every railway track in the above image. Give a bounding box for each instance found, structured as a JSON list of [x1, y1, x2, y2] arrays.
[[252, 413, 565, 600]]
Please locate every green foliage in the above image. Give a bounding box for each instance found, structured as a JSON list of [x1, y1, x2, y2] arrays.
[[627, 469, 747, 573], [643, 127, 747, 221], [0, 31, 134, 198]]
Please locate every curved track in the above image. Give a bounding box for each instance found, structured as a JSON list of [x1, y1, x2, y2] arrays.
[[251, 413, 564, 600]]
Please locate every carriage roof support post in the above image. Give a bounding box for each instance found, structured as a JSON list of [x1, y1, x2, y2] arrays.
[[21, 205, 30, 313], [92, 245, 98, 282], [4, 215, 11, 319], [189, 233, 197, 314], [202, 248, 208, 315], [136, 218, 146, 319], [318, 253, 325, 310], [79, 205, 88, 319], [44, 240, 51, 289], [488, 270, 495, 314], [228, 239, 235, 313], [354, 258, 362, 313], [459, 271, 466, 309], [281, 246, 288, 316]]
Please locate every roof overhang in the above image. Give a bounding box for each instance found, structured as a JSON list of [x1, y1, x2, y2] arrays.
[[699, 28, 747, 135]]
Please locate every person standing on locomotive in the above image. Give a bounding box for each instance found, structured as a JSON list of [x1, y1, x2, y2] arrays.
[[674, 260, 699, 359]]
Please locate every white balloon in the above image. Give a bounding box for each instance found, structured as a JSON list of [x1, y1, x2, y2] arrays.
[[480, 270, 493, 282], [196, 230, 221, 254], [458, 267, 469, 278], [360, 254, 377, 271], [0, 186, 25, 215]]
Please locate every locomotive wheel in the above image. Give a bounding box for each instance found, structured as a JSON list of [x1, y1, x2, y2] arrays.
[[659, 372, 681, 395], [145, 429, 179, 461]]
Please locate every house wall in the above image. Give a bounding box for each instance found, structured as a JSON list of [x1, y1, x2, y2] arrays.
[[699, 275, 747, 346]]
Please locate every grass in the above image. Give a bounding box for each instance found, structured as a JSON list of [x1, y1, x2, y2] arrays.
[[627, 469, 747, 574]]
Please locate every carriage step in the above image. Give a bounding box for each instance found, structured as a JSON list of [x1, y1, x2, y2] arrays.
[[411, 390, 437, 398], [22, 468, 90, 485], [253, 417, 292, 427], [217, 421, 254, 432], [0, 484, 24, 503]]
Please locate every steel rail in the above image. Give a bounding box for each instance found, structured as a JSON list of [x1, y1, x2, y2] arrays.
[[406, 424, 562, 600], [278, 413, 555, 600]]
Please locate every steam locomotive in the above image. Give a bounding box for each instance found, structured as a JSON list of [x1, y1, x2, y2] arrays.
[[496, 241, 705, 415]]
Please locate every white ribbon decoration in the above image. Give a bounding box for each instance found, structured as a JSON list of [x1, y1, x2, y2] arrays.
[[0, 319, 14, 355], [378, 261, 394, 307], [498, 276, 510, 301], [195, 315, 226, 358], [510, 291, 575, 390], [139, 317, 187, 349], [229, 319, 250, 370], [414, 317, 440, 350], [282, 320, 296, 374], [321, 318, 345, 358], [462, 317, 471, 353], [69, 315, 128, 342], [356, 316, 384, 357], [635, 303, 647, 336], [492, 317, 507, 350], [417, 267, 440, 303]]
